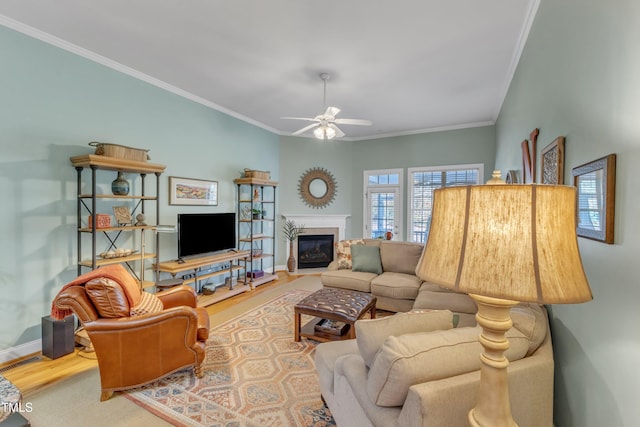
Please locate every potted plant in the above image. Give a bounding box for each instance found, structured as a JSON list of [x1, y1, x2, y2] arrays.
[[252, 208, 262, 219], [282, 220, 306, 272]]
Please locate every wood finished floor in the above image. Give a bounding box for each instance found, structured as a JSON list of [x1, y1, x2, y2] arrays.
[[1, 271, 304, 397]]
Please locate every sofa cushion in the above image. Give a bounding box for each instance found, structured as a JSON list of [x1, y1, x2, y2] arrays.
[[315, 339, 359, 395], [85, 277, 130, 318], [367, 326, 530, 407], [379, 241, 424, 275], [351, 244, 383, 274], [510, 303, 548, 356], [335, 239, 365, 270], [320, 270, 377, 293], [130, 292, 164, 316], [371, 272, 422, 300], [413, 281, 478, 314], [355, 309, 454, 367]]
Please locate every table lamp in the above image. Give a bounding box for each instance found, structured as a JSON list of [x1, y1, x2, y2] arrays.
[[415, 184, 592, 427]]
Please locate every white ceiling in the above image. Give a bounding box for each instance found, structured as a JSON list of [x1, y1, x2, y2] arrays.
[[0, 0, 539, 140]]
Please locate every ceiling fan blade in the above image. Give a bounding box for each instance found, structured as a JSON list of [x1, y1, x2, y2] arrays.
[[324, 107, 341, 118], [334, 118, 373, 126], [281, 116, 320, 122], [292, 123, 319, 136], [328, 123, 346, 138]]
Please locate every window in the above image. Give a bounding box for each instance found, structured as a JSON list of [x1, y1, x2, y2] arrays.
[[407, 164, 484, 243], [364, 169, 403, 240]]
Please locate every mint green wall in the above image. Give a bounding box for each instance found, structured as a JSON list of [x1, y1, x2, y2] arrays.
[[0, 26, 279, 350], [278, 126, 495, 263], [495, 0, 639, 425], [350, 126, 496, 239], [277, 136, 355, 263]]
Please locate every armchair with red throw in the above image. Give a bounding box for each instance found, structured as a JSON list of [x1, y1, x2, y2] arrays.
[[52, 264, 210, 401]]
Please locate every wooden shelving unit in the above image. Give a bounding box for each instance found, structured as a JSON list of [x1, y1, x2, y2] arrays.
[[234, 178, 278, 288], [71, 155, 166, 289]]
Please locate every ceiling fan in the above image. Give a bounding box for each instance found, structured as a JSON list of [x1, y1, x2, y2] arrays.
[[282, 73, 372, 140]]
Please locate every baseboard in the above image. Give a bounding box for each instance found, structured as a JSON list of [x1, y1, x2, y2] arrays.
[[0, 340, 41, 365]]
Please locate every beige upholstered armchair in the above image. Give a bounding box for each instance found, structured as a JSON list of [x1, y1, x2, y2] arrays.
[[52, 264, 209, 401], [315, 304, 554, 426]]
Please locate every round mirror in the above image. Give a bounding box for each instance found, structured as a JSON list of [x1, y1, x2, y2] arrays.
[[298, 167, 337, 208], [308, 178, 328, 199]]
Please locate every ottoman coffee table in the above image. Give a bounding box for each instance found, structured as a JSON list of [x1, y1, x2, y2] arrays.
[[294, 287, 376, 342]]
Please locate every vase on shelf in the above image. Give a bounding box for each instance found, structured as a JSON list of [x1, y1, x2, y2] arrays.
[[111, 171, 130, 195], [287, 241, 296, 272]]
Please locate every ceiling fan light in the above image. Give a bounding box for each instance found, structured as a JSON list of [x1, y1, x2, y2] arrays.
[[313, 125, 336, 140]]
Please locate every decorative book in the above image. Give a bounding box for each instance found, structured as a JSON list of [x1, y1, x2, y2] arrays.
[[314, 319, 349, 336]]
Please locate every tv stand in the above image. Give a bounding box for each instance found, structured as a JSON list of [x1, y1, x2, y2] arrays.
[[156, 250, 251, 307]]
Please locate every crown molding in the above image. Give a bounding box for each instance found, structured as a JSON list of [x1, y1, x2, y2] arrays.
[[0, 14, 279, 135]]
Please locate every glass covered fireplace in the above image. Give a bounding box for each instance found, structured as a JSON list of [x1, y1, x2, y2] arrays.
[[297, 234, 334, 269]]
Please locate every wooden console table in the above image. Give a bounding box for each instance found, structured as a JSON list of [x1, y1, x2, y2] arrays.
[[156, 250, 250, 307]]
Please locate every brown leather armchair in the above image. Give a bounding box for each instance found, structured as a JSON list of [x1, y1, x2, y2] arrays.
[[53, 275, 209, 401]]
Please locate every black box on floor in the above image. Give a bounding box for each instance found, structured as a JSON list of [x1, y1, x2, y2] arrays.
[[0, 411, 31, 427], [41, 315, 74, 359]]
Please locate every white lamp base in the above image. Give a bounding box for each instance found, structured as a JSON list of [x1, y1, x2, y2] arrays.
[[468, 293, 519, 427]]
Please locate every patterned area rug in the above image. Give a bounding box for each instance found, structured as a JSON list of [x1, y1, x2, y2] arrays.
[[124, 289, 336, 427]]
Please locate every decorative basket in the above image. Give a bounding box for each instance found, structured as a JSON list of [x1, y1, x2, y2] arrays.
[[89, 142, 149, 162], [243, 168, 271, 179]]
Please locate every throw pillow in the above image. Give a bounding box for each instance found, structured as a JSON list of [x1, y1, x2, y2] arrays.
[[335, 239, 365, 270], [355, 309, 454, 367], [85, 277, 130, 318], [130, 292, 164, 316], [351, 244, 383, 274], [366, 326, 530, 407], [510, 303, 548, 356]]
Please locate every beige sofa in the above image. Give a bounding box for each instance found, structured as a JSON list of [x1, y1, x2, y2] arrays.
[[315, 304, 554, 427], [321, 239, 477, 323]]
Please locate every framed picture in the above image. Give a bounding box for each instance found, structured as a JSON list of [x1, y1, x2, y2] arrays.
[[541, 136, 565, 184], [113, 206, 132, 225], [505, 170, 519, 184], [572, 154, 616, 244], [169, 176, 218, 206]]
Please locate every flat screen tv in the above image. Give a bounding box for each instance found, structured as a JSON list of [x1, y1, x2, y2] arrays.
[[177, 212, 236, 259]]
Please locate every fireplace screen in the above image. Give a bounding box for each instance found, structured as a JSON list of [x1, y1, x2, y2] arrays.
[[298, 234, 334, 269]]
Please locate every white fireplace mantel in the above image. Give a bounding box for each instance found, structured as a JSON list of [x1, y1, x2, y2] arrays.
[[281, 214, 350, 241], [282, 214, 350, 270]]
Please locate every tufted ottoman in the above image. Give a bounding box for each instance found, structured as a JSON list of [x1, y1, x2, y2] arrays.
[[294, 287, 376, 342]]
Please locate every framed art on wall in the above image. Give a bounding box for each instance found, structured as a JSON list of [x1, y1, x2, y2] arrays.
[[572, 154, 616, 244], [169, 176, 218, 206], [541, 136, 565, 184]]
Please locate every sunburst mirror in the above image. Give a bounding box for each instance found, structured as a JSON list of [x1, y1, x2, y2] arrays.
[[298, 167, 337, 208]]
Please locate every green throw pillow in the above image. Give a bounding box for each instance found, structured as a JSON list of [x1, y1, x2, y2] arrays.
[[351, 244, 383, 274]]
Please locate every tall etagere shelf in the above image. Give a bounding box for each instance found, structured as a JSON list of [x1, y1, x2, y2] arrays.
[[234, 177, 278, 287], [71, 155, 166, 289]]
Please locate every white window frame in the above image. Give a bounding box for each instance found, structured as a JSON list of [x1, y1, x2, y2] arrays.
[[407, 163, 484, 243], [363, 169, 403, 239]]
